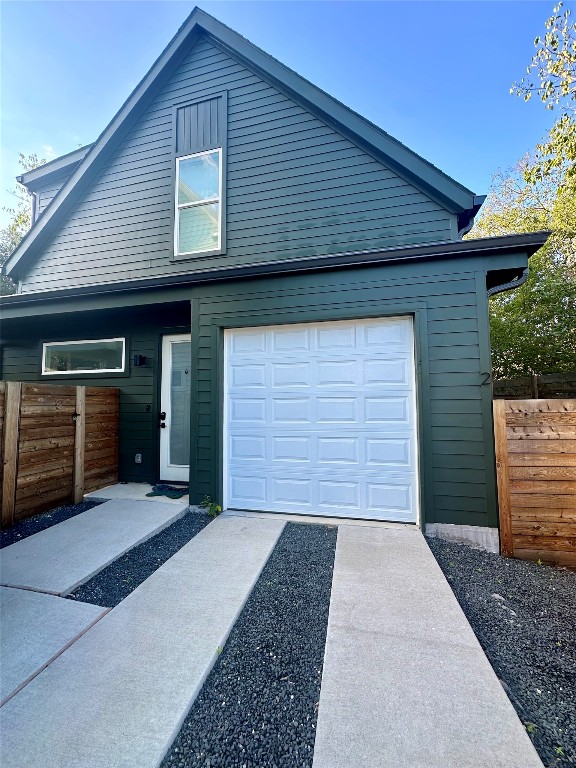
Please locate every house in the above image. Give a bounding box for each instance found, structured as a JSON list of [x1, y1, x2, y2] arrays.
[[0, 7, 547, 547]]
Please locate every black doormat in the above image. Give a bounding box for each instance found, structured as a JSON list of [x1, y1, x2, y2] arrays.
[[146, 484, 189, 499]]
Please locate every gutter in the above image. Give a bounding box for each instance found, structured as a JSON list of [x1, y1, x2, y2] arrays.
[[458, 195, 486, 236], [487, 267, 529, 298], [0, 231, 550, 309]]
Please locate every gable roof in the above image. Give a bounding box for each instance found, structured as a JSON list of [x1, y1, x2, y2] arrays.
[[4, 7, 481, 280]]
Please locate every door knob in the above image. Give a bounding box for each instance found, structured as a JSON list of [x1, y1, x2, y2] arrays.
[[159, 411, 166, 428]]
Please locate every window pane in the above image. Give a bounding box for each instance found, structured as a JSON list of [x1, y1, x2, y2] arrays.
[[44, 339, 124, 373], [169, 341, 191, 466], [178, 203, 219, 253], [178, 152, 219, 205]]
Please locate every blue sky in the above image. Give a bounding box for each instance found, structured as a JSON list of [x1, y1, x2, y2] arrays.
[[1, 1, 557, 227]]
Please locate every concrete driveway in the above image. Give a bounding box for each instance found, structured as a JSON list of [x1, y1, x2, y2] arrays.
[[0, 505, 543, 767]]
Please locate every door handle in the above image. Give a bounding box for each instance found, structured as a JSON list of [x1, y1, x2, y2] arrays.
[[159, 411, 166, 428]]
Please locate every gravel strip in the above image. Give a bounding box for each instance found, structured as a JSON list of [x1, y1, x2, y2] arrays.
[[427, 537, 576, 768], [0, 501, 103, 549], [161, 521, 338, 768], [67, 510, 211, 608]]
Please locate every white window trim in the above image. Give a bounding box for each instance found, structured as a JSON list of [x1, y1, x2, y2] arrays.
[[175, 148, 222, 257], [42, 337, 126, 375]]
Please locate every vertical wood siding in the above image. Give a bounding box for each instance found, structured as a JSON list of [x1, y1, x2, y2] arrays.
[[176, 96, 223, 154], [20, 37, 455, 293]]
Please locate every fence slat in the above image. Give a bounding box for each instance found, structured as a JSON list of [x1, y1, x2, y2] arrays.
[[494, 373, 576, 399], [0, 382, 118, 528], [493, 399, 513, 557], [494, 398, 576, 569], [1, 383, 22, 528], [74, 387, 86, 504]]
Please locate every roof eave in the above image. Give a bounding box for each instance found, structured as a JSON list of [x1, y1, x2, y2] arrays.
[[0, 232, 550, 313], [17, 145, 94, 192]]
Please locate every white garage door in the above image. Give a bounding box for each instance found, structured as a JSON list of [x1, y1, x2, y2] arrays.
[[224, 316, 419, 523]]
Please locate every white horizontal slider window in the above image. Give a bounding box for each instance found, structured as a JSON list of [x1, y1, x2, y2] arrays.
[[42, 338, 126, 375], [175, 148, 221, 256]]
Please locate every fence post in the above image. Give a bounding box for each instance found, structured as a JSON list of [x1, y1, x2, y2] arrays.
[[493, 399, 514, 557], [531, 374, 539, 399], [73, 386, 86, 504], [2, 382, 22, 528]]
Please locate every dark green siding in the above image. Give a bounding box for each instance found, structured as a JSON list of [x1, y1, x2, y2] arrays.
[[21, 37, 456, 293], [1, 304, 190, 483], [2, 249, 531, 528], [36, 176, 67, 218], [185, 257, 498, 527]]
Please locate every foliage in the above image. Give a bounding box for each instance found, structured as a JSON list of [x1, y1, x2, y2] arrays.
[[0, 153, 46, 295], [511, 2, 576, 191], [470, 4, 576, 378], [199, 495, 222, 518], [470, 157, 576, 378]]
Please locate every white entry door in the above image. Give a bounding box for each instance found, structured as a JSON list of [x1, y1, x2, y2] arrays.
[[160, 334, 191, 482], [224, 317, 419, 523]]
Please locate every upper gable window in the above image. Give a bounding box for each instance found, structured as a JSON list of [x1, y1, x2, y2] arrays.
[[175, 149, 222, 257]]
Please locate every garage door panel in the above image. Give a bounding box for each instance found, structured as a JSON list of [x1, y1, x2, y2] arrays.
[[228, 395, 415, 427], [317, 325, 356, 351], [364, 396, 411, 424], [364, 318, 411, 347], [225, 317, 419, 523], [229, 475, 267, 503], [228, 433, 415, 467], [228, 357, 412, 390], [363, 359, 409, 385], [229, 364, 266, 388], [272, 362, 311, 387], [230, 398, 266, 423], [272, 327, 311, 352], [273, 477, 312, 505], [272, 436, 312, 462], [227, 471, 417, 521], [230, 329, 267, 354], [317, 437, 359, 463], [316, 360, 358, 386]]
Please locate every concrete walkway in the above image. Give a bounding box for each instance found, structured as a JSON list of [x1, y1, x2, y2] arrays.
[[0, 515, 285, 768], [0, 499, 187, 595], [312, 525, 543, 768], [0, 587, 108, 706], [85, 482, 188, 505]]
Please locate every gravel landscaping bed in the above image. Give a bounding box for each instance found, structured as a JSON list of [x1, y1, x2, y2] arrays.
[[0, 500, 103, 549], [427, 537, 576, 768], [161, 521, 337, 768], [68, 510, 211, 608]]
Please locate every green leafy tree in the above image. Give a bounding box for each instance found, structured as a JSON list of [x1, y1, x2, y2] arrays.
[[0, 153, 46, 295], [469, 3, 576, 378], [512, 2, 575, 192], [470, 156, 576, 377]]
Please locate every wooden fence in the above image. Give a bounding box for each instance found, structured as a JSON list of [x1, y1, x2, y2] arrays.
[[0, 382, 119, 528], [494, 372, 576, 400], [493, 398, 576, 569]]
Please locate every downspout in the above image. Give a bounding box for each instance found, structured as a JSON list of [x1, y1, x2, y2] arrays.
[[487, 267, 529, 297]]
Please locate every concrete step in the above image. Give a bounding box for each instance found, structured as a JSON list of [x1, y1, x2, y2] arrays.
[[312, 525, 543, 768], [0, 499, 188, 595], [0, 515, 285, 768]]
